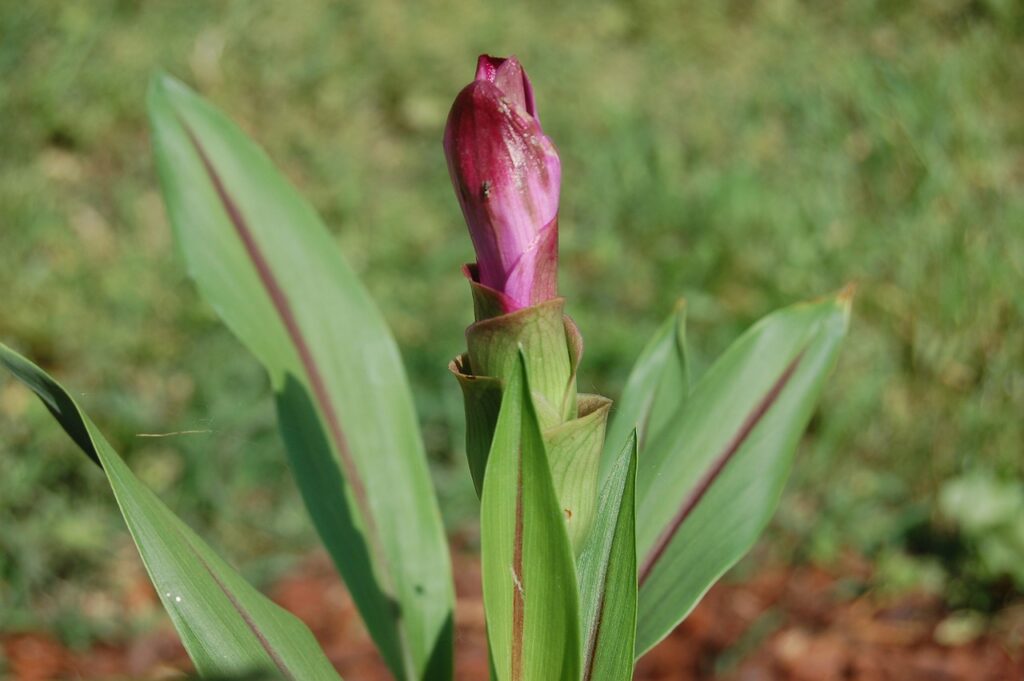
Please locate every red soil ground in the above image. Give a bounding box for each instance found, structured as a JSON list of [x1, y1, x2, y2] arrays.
[[4, 550, 1022, 680]]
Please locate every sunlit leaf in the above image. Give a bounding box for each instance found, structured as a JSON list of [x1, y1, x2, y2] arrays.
[[601, 301, 688, 483], [480, 351, 581, 681], [148, 73, 452, 681], [634, 291, 851, 656], [547, 394, 611, 554], [0, 344, 342, 681], [578, 430, 637, 680]]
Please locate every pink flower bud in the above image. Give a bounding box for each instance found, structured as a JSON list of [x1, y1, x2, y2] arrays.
[[444, 55, 561, 313]]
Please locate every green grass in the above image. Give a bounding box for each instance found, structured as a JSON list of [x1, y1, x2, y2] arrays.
[[1, 0, 1022, 641]]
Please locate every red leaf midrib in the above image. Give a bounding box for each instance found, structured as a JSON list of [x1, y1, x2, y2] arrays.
[[179, 120, 392, 595], [638, 349, 807, 587]]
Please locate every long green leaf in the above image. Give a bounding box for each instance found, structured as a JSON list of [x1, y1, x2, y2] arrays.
[[480, 351, 581, 681], [577, 431, 638, 681], [0, 344, 342, 680], [634, 291, 851, 656], [147, 74, 452, 681], [601, 301, 688, 483]]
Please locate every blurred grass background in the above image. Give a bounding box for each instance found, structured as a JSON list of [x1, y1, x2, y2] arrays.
[[1, 0, 1022, 649]]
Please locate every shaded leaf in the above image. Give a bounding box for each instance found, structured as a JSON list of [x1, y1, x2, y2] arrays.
[[450, 353, 502, 497]]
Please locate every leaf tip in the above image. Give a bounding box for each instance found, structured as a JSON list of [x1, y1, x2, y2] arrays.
[[148, 70, 172, 104], [147, 72, 200, 127], [835, 282, 856, 325], [671, 297, 688, 334], [149, 70, 188, 96], [836, 281, 857, 304]]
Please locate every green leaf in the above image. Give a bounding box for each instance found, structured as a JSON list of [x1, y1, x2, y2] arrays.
[[480, 351, 581, 681], [577, 431, 638, 681], [601, 301, 688, 483], [0, 344, 342, 681], [147, 73, 452, 681], [634, 291, 851, 656]]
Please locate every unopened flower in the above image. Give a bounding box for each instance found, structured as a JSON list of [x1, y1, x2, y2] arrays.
[[444, 55, 561, 313]]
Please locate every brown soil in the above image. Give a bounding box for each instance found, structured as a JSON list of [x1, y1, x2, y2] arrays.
[[3, 550, 1022, 680]]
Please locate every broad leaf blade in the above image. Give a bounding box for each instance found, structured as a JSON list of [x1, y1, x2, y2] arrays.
[[480, 352, 581, 681], [578, 431, 638, 681], [148, 74, 453, 681], [0, 344, 342, 681], [635, 292, 851, 656], [601, 301, 688, 483]]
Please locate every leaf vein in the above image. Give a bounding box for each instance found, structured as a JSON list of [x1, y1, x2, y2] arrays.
[[638, 349, 807, 586]]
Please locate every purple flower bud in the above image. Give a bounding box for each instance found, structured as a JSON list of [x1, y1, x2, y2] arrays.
[[444, 55, 561, 313]]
